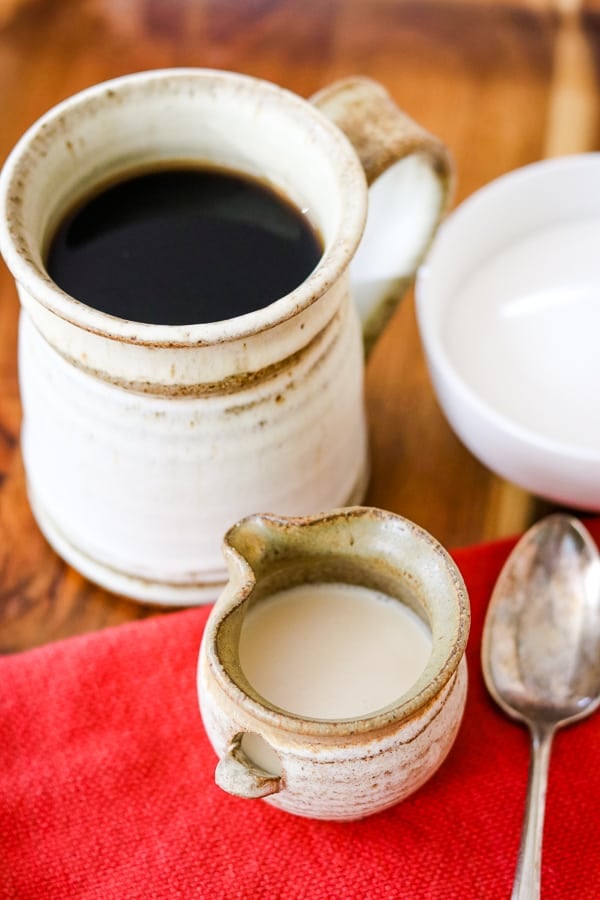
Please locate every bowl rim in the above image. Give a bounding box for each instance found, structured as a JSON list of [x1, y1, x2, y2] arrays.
[[416, 152, 600, 467]]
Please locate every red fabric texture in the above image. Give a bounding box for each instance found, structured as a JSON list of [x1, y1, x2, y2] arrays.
[[2, 522, 600, 899]]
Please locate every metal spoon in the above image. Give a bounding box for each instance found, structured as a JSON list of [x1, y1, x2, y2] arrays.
[[482, 514, 600, 899]]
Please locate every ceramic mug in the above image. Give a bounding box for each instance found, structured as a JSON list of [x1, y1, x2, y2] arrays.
[[0, 69, 452, 604], [198, 507, 470, 821]]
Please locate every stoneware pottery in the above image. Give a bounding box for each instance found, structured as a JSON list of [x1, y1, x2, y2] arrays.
[[198, 506, 470, 821], [0, 68, 452, 604], [416, 153, 600, 510]]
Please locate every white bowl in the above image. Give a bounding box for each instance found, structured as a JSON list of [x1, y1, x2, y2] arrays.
[[415, 154, 600, 510]]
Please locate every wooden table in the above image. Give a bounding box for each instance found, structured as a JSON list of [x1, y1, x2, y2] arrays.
[[0, 0, 596, 652]]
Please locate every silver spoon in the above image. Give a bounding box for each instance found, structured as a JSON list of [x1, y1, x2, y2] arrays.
[[482, 514, 600, 899]]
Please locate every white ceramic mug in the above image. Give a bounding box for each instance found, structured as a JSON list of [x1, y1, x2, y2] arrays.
[[0, 69, 452, 603], [198, 507, 470, 821]]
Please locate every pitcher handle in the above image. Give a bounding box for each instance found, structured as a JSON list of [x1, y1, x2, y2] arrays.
[[311, 77, 454, 356], [215, 738, 282, 800]]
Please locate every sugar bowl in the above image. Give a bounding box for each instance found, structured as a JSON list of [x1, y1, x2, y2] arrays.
[[198, 506, 470, 820]]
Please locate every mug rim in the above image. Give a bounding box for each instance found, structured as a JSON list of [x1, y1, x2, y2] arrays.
[[201, 506, 470, 738], [0, 67, 368, 347]]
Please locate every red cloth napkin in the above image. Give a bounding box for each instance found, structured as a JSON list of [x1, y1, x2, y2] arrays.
[[2, 522, 600, 900]]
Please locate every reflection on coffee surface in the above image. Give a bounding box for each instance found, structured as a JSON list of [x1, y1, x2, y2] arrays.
[[46, 164, 323, 325]]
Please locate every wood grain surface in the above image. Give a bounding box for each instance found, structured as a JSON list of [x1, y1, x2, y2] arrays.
[[0, 0, 597, 652]]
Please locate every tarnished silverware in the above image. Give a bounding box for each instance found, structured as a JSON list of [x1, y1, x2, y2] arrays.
[[482, 515, 600, 899]]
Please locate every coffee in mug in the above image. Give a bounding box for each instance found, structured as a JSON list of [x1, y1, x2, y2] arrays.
[[46, 164, 324, 325]]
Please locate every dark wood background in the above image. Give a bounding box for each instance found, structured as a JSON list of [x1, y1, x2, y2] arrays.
[[0, 0, 597, 651]]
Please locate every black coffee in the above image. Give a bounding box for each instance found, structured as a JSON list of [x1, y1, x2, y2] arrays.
[[45, 165, 323, 325]]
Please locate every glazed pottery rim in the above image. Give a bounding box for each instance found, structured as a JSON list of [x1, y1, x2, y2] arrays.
[[0, 67, 367, 347], [203, 506, 470, 737]]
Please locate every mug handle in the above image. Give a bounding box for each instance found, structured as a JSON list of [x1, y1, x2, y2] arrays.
[[215, 736, 282, 800], [311, 77, 454, 356]]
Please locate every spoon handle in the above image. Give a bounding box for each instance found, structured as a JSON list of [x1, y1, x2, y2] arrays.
[[512, 723, 555, 900]]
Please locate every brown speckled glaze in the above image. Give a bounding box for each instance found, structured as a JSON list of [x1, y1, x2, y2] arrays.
[[312, 77, 454, 354], [0, 69, 451, 604], [198, 507, 470, 820]]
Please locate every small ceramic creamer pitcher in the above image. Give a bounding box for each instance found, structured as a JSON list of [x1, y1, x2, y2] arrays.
[[0, 69, 452, 603], [198, 507, 470, 820]]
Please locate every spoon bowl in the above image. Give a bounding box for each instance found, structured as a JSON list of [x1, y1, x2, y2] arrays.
[[482, 514, 600, 899]]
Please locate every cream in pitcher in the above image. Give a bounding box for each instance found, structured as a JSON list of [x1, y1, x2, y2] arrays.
[[198, 508, 470, 821], [0, 69, 452, 603], [238, 582, 432, 719]]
